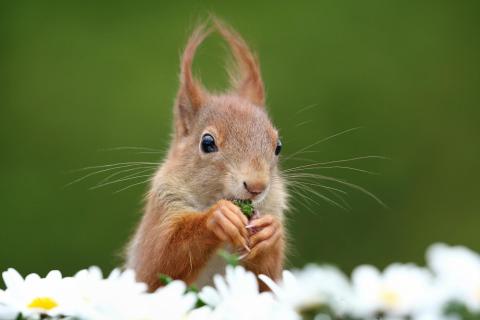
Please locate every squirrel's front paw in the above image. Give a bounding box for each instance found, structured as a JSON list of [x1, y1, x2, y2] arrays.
[[205, 200, 250, 251], [245, 214, 283, 259]]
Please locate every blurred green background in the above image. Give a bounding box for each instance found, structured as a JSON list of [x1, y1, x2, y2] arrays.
[[1, 1, 479, 279]]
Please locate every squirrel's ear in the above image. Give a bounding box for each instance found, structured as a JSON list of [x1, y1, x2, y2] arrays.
[[214, 18, 265, 107], [175, 23, 211, 137]]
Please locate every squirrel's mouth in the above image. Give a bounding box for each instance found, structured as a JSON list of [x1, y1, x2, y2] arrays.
[[226, 197, 247, 202], [226, 196, 264, 207]]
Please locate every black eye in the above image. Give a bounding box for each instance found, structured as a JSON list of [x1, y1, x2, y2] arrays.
[[201, 134, 218, 153], [275, 139, 282, 156]]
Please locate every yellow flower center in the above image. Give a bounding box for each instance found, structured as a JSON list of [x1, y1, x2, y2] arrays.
[[27, 297, 58, 310], [380, 290, 399, 308]]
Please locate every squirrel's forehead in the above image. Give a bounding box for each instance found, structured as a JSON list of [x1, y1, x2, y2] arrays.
[[200, 105, 277, 141]]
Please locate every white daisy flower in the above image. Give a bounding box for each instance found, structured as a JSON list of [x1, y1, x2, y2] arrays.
[[73, 267, 196, 320], [427, 242, 480, 312], [350, 263, 434, 318], [93, 280, 196, 320], [198, 265, 299, 320], [0, 268, 78, 319], [259, 264, 353, 315], [73, 267, 147, 315]]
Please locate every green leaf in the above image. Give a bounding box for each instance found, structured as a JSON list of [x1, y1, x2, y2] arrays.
[[15, 314, 26, 320], [158, 273, 173, 285], [186, 284, 199, 293], [445, 301, 480, 320], [232, 199, 254, 218], [194, 297, 207, 308]]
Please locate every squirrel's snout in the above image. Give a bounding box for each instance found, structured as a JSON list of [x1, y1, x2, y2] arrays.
[[243, 181, 267, 197]]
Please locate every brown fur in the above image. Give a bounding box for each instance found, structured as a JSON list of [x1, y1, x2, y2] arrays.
[[126, 18, 288, 291]]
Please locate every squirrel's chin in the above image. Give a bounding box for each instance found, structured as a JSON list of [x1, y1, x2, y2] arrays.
[[252, 195, 267, 206]]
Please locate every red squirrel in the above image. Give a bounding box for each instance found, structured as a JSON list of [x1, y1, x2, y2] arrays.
[[125, 19, 288, 291]]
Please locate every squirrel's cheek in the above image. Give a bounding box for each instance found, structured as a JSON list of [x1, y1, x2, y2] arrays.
[[213, 161, 227, 171]]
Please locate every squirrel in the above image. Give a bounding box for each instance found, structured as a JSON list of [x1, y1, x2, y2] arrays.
[[125, 18, 288, 291]]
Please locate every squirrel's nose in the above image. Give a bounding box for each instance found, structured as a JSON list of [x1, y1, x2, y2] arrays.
[[243, 181, 267, 196]]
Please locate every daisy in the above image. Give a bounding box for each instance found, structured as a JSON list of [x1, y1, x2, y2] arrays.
[[198, 265, 299, 320], [427, 243, 480, 312], [259, 264, 353, 315], [0, 268, 78, 319], [73, 267, 196, 320], [350, 263, 434, 318]]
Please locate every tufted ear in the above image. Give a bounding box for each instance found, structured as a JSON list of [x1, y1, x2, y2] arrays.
[[214, 18, 265, 107], [174, 23, 212, 137]]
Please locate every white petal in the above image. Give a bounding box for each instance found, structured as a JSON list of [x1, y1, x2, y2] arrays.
[[213, 274, 229, 298], [258, 274, 282, 298], [46, 270, 62, 281], [25, 272, 41, 282], [198, 286, 220, 307], [0, 305, 18, 320], [159, 280, 186, 296], [2, 269, 23, 289]]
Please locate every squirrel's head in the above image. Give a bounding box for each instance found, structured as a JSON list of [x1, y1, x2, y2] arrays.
[[168, 19, 283, 207]]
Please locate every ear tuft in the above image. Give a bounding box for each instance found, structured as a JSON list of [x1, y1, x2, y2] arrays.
[[213, 17, 265, 107], [175, 23, 212, 137], [179, 22, 212, 109]]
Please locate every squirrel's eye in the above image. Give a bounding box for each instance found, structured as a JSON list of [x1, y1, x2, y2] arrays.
[[275, 139, 282, 156], [201, 134, 218, 153]]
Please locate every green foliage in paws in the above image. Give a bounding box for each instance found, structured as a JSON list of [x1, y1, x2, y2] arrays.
[[233, 199, 254, 218]]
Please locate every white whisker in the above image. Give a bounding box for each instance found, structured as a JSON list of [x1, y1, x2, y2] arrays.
[[285, 172, 386, 207], [283, 155, 388, 172], [114, 178, 153, 193], [283, 127, 363, 161], [287, 187, 320, 214], [285, 165, 378, 175], [69, 162, 159, 173], [295, 103, 319, 115], [65, 163, 157, 187], [288, 180, 347, 210], [99, 146, 163, 152], [294, 120, 312, 128], [287, 180, 348, 195], [89, 174, 153, 190], [96, 167, 156, 186]]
